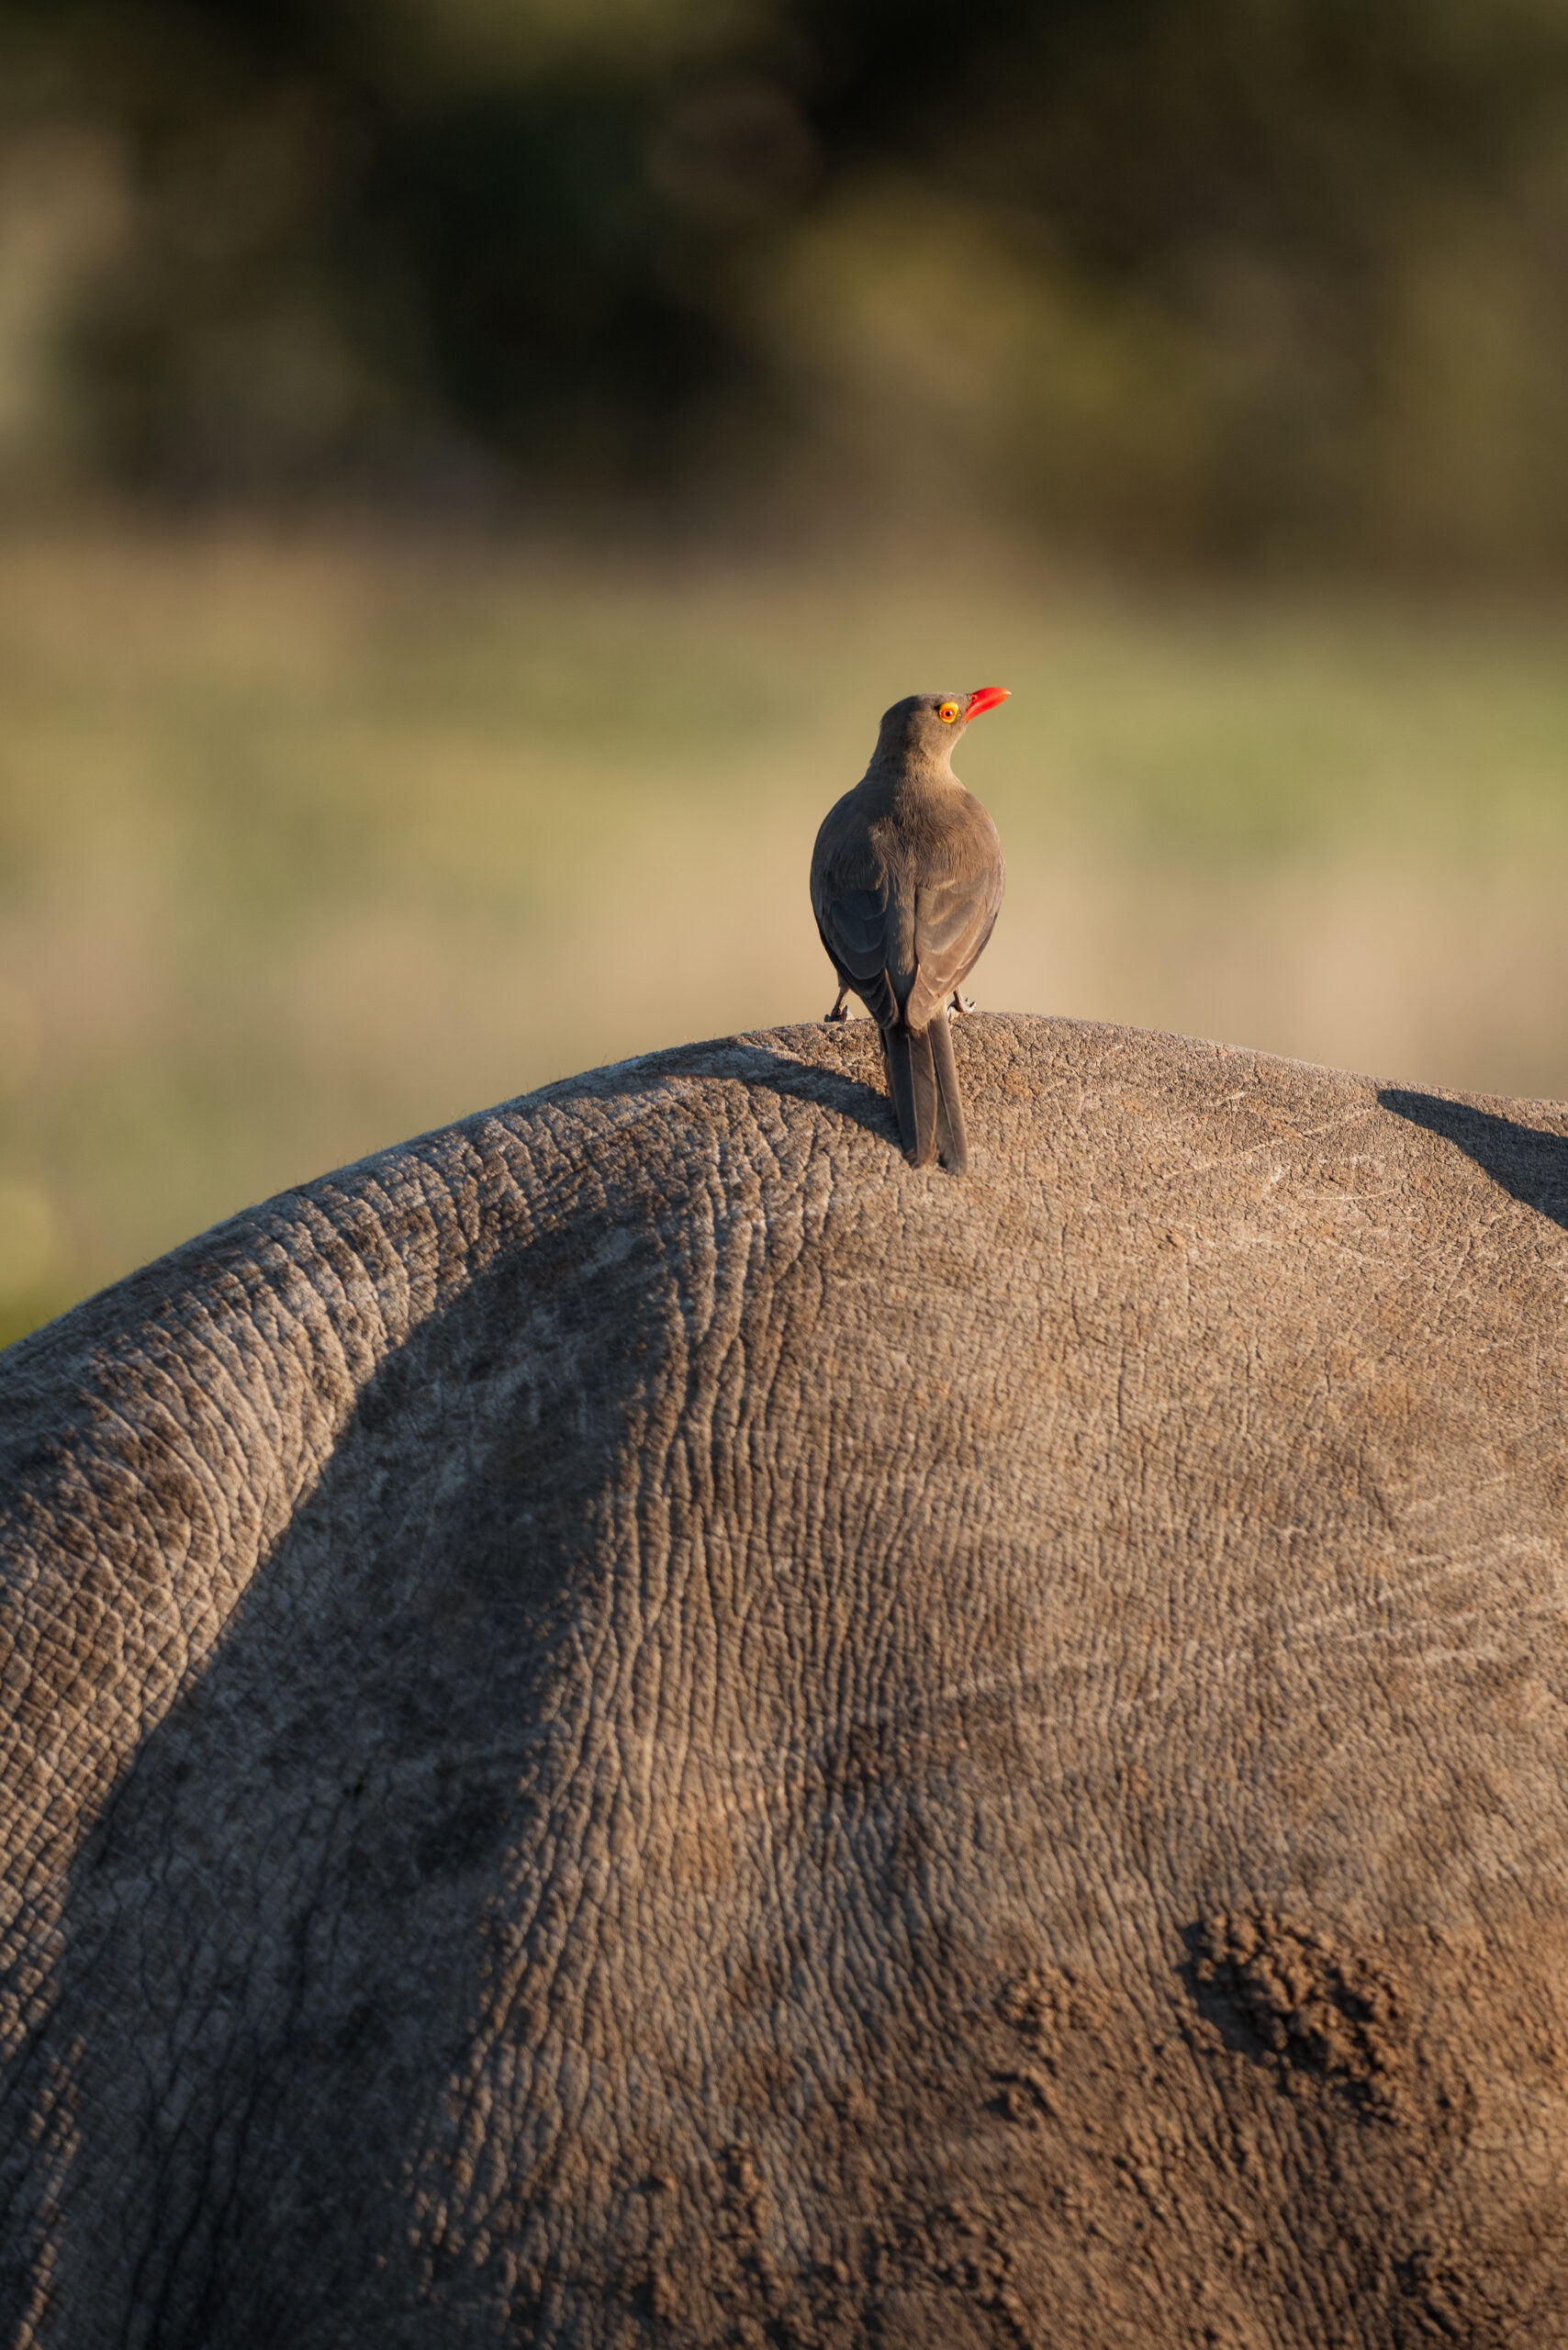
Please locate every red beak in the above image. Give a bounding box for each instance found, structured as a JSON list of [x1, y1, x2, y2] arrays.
[[965, 686, 1010, 720]]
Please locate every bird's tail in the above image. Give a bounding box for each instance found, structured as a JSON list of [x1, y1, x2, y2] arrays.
[[881, 1021, 940, 1169], [929, 1009, 969, 1175]]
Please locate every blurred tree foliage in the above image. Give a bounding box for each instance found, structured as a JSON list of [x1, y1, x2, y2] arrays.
[[3, 0, 1568, 561]]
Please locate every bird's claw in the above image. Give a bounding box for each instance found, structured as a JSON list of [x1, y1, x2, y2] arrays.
[[823, 996, 851, 1024], [946, 992, 977, 1023]]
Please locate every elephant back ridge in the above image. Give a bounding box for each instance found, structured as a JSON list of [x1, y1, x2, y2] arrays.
[[3, 1013, 1568, 2347]]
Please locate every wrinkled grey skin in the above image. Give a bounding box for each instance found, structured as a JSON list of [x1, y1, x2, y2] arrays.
[[5, 1013, 1568, 2348]]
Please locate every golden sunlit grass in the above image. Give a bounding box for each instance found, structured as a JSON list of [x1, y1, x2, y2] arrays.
[[4, 522, 1568, 1344]]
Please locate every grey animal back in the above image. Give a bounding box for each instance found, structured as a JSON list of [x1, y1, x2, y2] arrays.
[[3, 1013, 1568, 2346]]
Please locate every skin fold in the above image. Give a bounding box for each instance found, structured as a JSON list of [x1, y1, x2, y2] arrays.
[[3, 1013, 1568, 2347]]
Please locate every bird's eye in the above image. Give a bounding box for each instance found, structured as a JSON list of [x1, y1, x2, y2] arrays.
[[937, 700, 960, 723]]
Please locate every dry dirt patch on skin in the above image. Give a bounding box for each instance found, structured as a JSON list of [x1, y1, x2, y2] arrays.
[[1194, 1911, 1406, 2120]]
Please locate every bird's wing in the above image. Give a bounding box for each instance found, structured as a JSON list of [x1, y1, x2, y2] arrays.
[[814, 882, 900, 1027], [907, 858, 1004, 1029], [818, 884, 889, 978], [812, 789, 902, 1020]]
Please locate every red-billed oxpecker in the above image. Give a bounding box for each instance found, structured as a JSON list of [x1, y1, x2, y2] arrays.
[[811, 687, 1008, 1174]]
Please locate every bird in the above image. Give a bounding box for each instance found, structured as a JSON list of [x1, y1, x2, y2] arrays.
[[811, 687, 1008, 1174]]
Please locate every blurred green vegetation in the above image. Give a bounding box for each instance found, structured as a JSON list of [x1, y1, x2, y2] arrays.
[[6, 9, 1568, 1344], [2, 0, 1568, 560], [4, 527, 1568, 1344]]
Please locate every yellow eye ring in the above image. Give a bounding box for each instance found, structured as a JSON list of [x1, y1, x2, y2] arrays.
[[937, 699, 960, 723]]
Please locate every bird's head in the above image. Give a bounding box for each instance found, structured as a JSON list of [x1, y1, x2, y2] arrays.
[[875, 687, 1010, 769]]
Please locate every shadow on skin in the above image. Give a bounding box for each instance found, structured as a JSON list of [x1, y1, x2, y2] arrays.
[[1380, 1088, 1568, 1233], [731, 1039, 897, 1146], [0, 1192, 683, 2341], [524, 1030, 901, 1150]]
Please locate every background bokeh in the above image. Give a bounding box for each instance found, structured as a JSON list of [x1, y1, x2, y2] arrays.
[[4, 0, 1568, 1340]]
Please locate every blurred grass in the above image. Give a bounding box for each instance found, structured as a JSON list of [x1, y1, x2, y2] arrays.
[[4, 523, 1568, 1345]]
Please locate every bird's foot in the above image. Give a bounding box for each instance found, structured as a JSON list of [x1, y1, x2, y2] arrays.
[[946, 992, 977, 1023], [823, 996, 851, 1024]]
